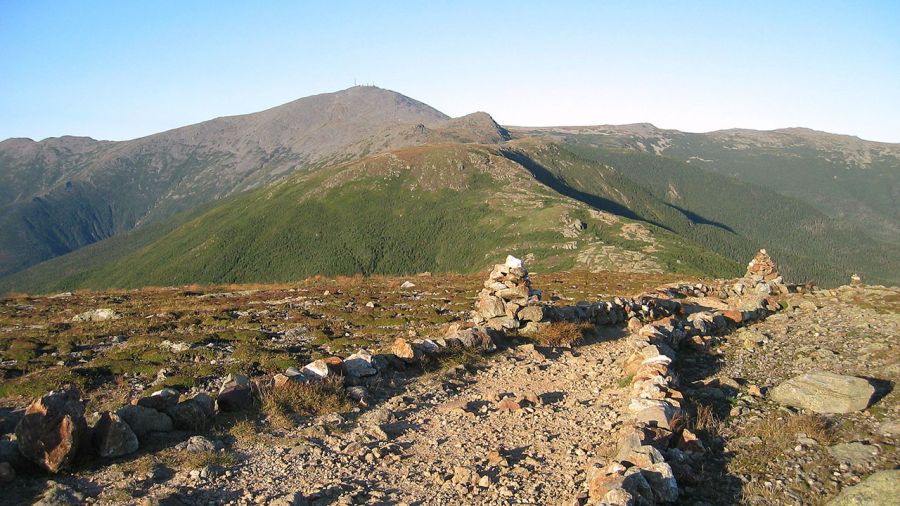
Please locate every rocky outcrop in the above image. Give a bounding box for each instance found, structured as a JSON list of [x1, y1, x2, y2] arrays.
[[770, 371, 875, 413], [826, 469, 900, 505], [15, 389, 88, 473]]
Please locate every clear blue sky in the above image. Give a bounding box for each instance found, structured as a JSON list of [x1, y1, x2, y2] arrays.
[[2, 1, 898, 142]]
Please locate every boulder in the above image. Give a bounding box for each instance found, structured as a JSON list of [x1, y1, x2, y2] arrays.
[[115, 405, 173, 437], [518, 305, 545, 323], [217, 384, 253, 412], [92, 412, 139, 458], [165, 395, 214, 431], [452, 327, 495, 350], [391, 338, 419, 362], [770, 371, 875, 413], [504, 255, 524, 269], [217, 373, 253, 412], [640, 461, 679, 503], [827, 469, 899, 505], [485, 316, 519, 331], [15, 389, 88, 473], [303, 357, 345, 380], [828, 442, 879, 468]]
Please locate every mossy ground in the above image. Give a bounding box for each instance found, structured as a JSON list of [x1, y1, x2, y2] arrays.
[[0, 270, 687, 411]]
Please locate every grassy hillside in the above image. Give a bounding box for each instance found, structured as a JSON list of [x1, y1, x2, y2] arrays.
[[1, 144, 737, 293]]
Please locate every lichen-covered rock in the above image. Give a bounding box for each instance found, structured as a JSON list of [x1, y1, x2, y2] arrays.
[[15, 389, 88, 473], [770, 371, 875, 413], [827, 469, 899, 505], [71, 308, 121, 322]]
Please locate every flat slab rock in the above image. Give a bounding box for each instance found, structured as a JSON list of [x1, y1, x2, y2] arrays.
[[827, 470, 900, 505], [770, 371, 875, 413]]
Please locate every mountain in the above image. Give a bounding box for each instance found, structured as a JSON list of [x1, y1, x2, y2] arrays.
[[2, 87, 898, 293], [513, 124, 900, 244], [0, 86, 507, 278]]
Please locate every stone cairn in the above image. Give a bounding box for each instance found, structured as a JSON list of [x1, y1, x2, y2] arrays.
[[472, 255, 542, 331], [731, 249, 788, 296]]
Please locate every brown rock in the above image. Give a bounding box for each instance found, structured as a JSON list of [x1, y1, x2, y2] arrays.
[[588, 463, 627, 501], [391, 338, 419, 361], [722, 310, 743, 324], [15, 389, 88, 473], [497, 398, 521, 413]]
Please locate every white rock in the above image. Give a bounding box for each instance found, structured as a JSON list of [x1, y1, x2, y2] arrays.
[[505, 255, 524, 269]]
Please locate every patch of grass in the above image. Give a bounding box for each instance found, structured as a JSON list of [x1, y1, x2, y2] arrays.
[[535, 321, 592, 347], [426, 344, 484, 371], [729, 413, 833, 474], [228, 419, 262, 444], [260, 378, 352, 427], [615, 374, 634, 389]]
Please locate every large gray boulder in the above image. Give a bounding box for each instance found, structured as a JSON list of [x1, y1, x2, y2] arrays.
[[92, 412, 139, 458], [827, 470, 899, 505], [115, 405, 173, 437], [770, 371, 875, 413]]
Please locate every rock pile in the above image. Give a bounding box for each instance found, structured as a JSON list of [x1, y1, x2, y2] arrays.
[[473, 255, 542, 331]]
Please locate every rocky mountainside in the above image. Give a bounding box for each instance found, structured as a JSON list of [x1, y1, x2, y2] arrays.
[[0, 87, 507, 278]]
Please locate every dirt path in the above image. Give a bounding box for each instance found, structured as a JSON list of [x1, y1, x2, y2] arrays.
[[137, 327, 631, 505]]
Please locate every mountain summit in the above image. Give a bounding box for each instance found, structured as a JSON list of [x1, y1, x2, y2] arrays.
[[0, 87, 508, 278]]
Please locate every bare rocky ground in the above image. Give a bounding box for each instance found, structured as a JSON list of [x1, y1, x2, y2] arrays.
[[0, 273, 897, 505]]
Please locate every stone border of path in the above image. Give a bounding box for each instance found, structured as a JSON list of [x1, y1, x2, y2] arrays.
[[0, 251, 793, 496]]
